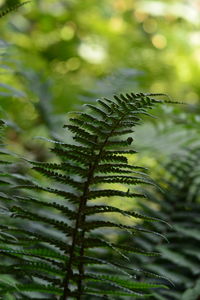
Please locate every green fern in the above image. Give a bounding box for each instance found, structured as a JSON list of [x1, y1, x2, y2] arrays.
[[0, 93, 172, 299], [182, 278, 200, 300], [130, 146, 200, 299]]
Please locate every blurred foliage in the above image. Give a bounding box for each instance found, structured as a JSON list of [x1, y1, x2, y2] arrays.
[[129, 146, 200, 300], [1, 0, 200, 134]]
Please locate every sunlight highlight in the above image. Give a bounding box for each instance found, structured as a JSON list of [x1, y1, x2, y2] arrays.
[[78, 40, 107, 64], [152, 34, 167, 49]]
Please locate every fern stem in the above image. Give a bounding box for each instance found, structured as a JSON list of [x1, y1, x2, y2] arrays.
[[61, 162, 95, 300], [61, 112, 128, 299]]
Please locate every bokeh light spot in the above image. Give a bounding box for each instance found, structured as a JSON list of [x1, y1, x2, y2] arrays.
[[66, 57, 80, 71], [109, 17, 126, 32], [60, 26, 75, 41], [152, 34, 167, 49], [78, 40, 107, 64], [193, 48, 200, 64], [176, 61, 192, 82]]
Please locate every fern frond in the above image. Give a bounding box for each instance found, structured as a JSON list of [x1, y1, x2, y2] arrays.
[[130, 145, 200, 299], [0, 93, 170, 298]]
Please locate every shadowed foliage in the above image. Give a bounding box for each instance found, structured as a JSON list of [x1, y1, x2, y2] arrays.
[[127, 146, 200, 300]]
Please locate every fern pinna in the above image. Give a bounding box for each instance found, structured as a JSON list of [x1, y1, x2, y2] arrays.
[[0, 1, 29, 19], [0, 93, 170, 299]]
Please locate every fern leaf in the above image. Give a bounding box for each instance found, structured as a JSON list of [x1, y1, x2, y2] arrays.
[[32, 167, 83, 190], [19, 261, 64, 278], [86, 273, 168, 290], [0, 247, 66, 262], [10, 206, 73, 235], [75, 112, 111, 129], [69, 117, 105, 137], [16, 184, 78, 203], [92, 175, 151, 186], [78, 255, 133, 278], [85, 288, 150, 298], [0, 225, 67, 251], [100, 154, 128, 163], [15, 195, 76, 219], [83, 237, 160, 256], [105, 139, 134, 148], [0, 283, 63, 296], [83, 205, 168, 224], [158, 246, 199, 274], [88, 189, 146, 200], [28, 160, 87, 177], [84, 104, 108, 119], [84, 273, 146, 296], [51, 147, 92, 165], [83, 220, 166, 242], [64, 124, 97, 142], [174, 225, 200, 241]]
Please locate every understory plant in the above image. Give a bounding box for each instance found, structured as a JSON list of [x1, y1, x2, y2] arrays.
[[129, 146, 200, 300], [0, 93, 172, 299]]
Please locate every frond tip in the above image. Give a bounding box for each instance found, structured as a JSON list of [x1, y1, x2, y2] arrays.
[[0, 1, 30, 19]]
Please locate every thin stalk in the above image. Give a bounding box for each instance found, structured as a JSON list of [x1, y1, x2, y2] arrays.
[[61, 112, 127, 300], [60, 163, 95, 300]]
